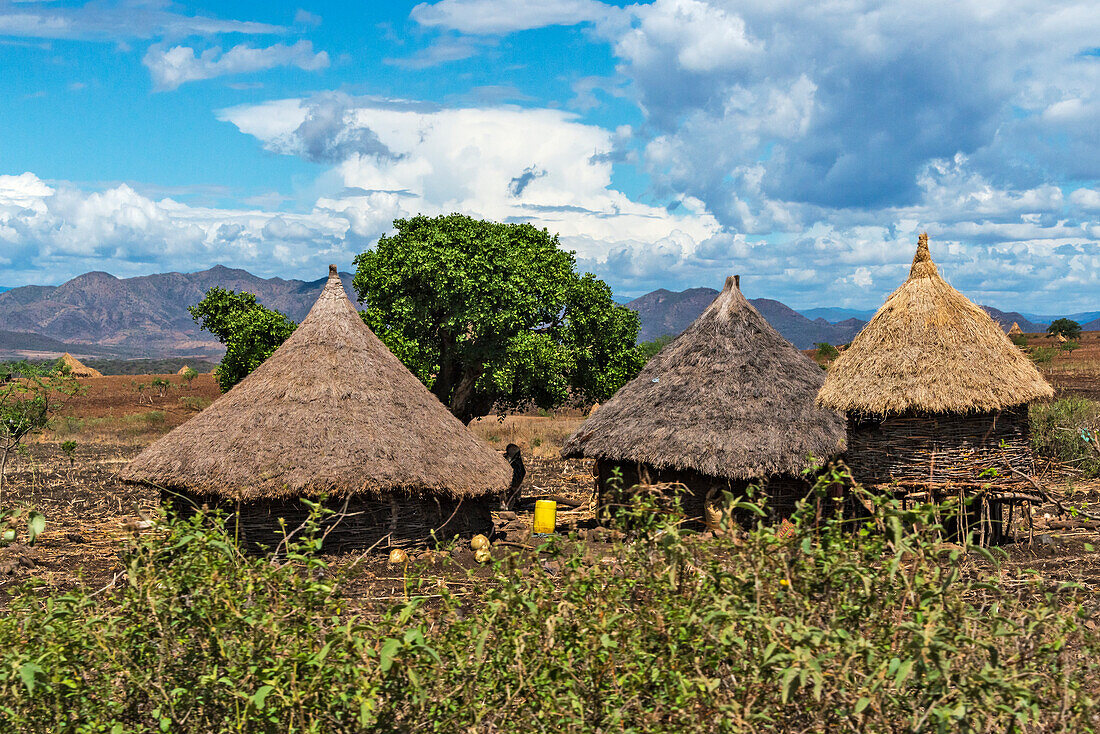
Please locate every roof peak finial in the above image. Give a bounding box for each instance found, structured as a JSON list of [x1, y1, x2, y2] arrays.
[[724, 274, 741, 292], [908, 233, 938, 279], [329, 264, 338, 278]]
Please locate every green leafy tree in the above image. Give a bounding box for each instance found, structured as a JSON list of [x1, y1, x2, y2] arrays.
[[180, 366, 198, 389], [638, 334, 674, 361], [0, 361, 80, 505], [814, 342, 840, 361], [189, 288, 298, 392], [1047, 318, 1082, 340], [354, 214, 643, 423]]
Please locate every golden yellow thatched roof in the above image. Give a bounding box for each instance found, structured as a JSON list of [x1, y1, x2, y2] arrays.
[[176, 365, 191, 375], [817, 235, 1053, 415], [563, 276, 846, 480], [1008, 322, 1023, 337], [123, 266, 512, 501], [59, 353, 102, 379]]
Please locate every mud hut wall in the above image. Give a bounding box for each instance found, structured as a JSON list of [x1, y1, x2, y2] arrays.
[[164, 490, 494, 552], [844, 406, 1033, 488], [594, 460, 811, 523]]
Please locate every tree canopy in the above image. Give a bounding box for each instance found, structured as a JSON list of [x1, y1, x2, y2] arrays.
[[354, 214, 643, 423], [1047, 318, 1082, 341], [189, 288, 297, 392]]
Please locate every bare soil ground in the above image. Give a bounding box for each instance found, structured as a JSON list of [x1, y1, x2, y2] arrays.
[[1, 363, 1099, 609]]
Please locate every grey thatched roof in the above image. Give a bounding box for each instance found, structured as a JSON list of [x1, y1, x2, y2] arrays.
[[122, 265, 512, 501], [817, 235, 1053, 415], [562, 276, 846, 480]]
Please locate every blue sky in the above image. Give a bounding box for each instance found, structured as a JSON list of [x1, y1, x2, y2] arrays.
[[1, 0, 1099, 312]]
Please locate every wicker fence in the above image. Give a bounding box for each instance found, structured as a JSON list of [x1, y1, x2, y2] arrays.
[[164, 489, 494, 553]]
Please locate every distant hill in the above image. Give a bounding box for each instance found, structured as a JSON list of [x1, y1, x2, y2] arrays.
[[0, 266, 357, 358], [626, 288, 865, 349], [0, 330, 132, 359], [797, 307, 876, 323], [979, 307, 1047, 334], [0, 287, 10, 294]]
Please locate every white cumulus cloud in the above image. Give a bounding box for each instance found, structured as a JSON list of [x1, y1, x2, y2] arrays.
[[143, 40, 329, 91]]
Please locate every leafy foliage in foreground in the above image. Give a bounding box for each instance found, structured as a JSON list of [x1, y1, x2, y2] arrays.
[[1, 474, 1099, 732]]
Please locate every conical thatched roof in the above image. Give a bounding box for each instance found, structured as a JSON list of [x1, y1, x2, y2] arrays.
[[562, 276, 846, 480], [817, 234, 1053, 415], [60, 353, 102, 379], [123, 266, 512, 501], [1008, 322, 1023, 336], [176, 365, 192, 375]]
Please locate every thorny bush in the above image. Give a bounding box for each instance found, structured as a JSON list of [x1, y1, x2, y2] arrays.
[[1, 467, 1100, 732]]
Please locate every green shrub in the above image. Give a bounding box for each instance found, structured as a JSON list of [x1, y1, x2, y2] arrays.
[[1010, 334, 1029, 347], [0, 476, 1098, 732], [814, 342, 840, 360], [1031, 398, 1100, 477], [178, 396, 212, 412], [1030, 346, 1057, 364]]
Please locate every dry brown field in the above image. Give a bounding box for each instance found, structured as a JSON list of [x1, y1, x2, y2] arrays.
[[2, 353, 1099, 608]]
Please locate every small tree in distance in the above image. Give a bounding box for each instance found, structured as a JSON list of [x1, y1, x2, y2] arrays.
[[189, 288, 298, 392], [1047, 318, 1082, 341], [0, 361, 81, 506], [354, 214, 644, 423]]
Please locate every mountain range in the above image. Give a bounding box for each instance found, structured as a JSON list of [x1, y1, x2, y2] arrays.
[[0, 266, 357, 359], [0, 267, 1096, 358]]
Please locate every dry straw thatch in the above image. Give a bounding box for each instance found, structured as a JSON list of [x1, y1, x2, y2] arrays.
[[59, 353, 102, 379], [176, 365, 192, 375], [1008, 322, 1023, 337], [817, 235, 1052, 415], [562, 276, 846, 480], [123, 265, 512, 501]]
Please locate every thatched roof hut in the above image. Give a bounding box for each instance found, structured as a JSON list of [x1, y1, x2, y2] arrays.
[[1008, 322, 1023, 337], [818, 235, 1051, 415], [123, 265, 512, 550], [176, 365, 192, 375], [59, 353, 102, 379], [563, 275, 846, 523], [817, 234, 1053, 542]]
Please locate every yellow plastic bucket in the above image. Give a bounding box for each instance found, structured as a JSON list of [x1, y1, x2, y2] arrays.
[[533, 500, 557, 535]]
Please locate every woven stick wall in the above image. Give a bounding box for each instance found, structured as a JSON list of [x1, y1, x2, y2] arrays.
[[845, 407, 1033, 489], [164, 489, 494, 553], [594, 460, 813, 526]]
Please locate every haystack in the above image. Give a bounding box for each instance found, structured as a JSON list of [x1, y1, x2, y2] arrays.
[[176, 365, 191, 375], [818, 234, 1053, 540], [59, 353, 102, 379], [1056, 333, 1067, 343], [1008, 322, 1023, 337], [123, 265, 513, 551], [563, 275, 846, 523]]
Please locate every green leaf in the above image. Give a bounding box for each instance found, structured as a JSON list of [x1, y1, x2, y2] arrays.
[[894, 659, 914, 686], [19, 661, 43, 694], [26, 512, 45, 545], [251, 685, 274, 711], [855, 697, 872, 714], [379, 638, 401, 673]]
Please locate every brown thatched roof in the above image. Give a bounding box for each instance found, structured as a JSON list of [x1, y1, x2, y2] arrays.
[[60, 353, 102, 379], [817, 234, 1053, 415], [122, 265, 512, 501], [176, 365, 191, 375], [1008, 322, 1023, 336], [561, 276, 846, 480]]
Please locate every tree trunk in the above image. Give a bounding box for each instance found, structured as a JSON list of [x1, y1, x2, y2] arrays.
[[451, 366, 488, 425]]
